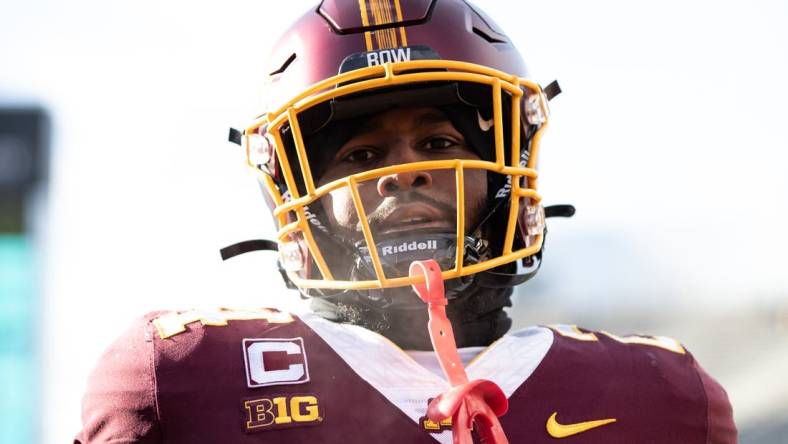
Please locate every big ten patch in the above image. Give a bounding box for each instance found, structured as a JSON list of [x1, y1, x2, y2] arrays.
[[242, 394, 323, 433]]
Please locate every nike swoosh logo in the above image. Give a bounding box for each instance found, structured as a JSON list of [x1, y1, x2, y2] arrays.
[[546, 412, 616, 438], [477, 110, 493, 131]]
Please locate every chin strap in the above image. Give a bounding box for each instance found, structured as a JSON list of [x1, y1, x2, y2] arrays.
[[219, 239, 298, 290], [218, 205, 575, 261], [219, 239, 278, 260], [409, 260, 509, 444]]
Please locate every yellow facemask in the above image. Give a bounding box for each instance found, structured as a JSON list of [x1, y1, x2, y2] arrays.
[[243, 59, 552, 292]]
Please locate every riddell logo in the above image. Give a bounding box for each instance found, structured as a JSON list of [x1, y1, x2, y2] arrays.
[[380, 240, 437, 256]]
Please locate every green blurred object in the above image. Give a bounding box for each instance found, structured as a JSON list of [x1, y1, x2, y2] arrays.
[[0, 234, 36, 444]]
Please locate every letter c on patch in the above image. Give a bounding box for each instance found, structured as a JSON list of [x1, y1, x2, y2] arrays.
[[243, 338, 310, 387]]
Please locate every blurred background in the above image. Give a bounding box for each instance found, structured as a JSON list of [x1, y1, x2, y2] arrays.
[[1, 0, 786, 442]]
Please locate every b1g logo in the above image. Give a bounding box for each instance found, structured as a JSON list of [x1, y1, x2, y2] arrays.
[[242, 338, 310, 388], [242, 394, 322, 432]]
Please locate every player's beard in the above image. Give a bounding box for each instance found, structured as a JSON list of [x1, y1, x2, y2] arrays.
[[310, 280, 513, 350], [309, 184, 510, 349]]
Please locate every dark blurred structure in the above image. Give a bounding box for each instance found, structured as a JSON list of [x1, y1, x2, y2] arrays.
[[0, 108, 47, 231], [0, 107, 48, 444]]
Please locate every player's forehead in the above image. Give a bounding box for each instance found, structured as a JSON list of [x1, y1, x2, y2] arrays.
[[348, 106, 457, 139]]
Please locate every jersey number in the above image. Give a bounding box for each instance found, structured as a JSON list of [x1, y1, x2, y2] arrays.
[[153, 308, 294, 339], [548, 324, 685, 354]]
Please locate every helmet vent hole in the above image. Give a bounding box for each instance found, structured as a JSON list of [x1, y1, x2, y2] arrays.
[[471, 27, 506, 44], [270, 53, 297, 76]]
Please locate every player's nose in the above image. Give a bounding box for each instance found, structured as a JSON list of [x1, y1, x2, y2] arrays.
[[377, 169, 433, 197], [376, 144, 433, 196]]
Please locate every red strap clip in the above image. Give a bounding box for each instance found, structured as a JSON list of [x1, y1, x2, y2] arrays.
[[410, 260, 509, 444]]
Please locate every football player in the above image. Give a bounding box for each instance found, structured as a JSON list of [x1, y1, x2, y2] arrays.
[[76, 0, 737, 442]]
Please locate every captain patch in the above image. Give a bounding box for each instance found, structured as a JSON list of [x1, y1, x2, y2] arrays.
[[243, 337, 310, 388]]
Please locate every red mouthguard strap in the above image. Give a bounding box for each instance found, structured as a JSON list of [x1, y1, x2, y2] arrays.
[[409, 260, 509, 444]]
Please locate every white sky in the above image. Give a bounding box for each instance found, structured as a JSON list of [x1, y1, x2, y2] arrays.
[[1, 0, 787, 441]]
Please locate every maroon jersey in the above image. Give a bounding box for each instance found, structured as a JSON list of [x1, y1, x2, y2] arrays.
[[76, 308, 736, 443]]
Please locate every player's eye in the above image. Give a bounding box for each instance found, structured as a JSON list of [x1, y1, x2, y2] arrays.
[[422, 136, 458, 151], [341, 148, 378, 163]]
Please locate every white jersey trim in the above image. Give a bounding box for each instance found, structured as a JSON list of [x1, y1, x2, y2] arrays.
[[300, 313, 554, 443]]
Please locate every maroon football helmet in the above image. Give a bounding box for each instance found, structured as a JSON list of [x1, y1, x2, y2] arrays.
[[234, 0, 564, 298]]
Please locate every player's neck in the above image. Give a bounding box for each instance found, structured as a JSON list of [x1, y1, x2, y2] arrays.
[[308, 288, 513, 350]]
